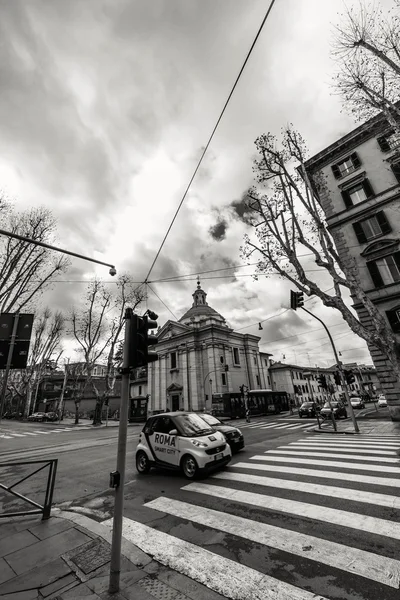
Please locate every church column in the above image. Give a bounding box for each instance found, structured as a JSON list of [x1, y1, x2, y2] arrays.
[[160, 353, 167, 411]]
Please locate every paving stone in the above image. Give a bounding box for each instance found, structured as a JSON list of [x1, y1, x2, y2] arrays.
[[5, 528, 90, 575], [158, 570, 227, 600], [59, 582, 98, 598], [29, 518, 74, 541], [0, 556, 16, 585], [0, 529, 38, 558], [1, 590, 40, 599], [0, 557, 71, 595], [39, 573, 77, 597], [0, 517, 41, 541], [115, 582, 160, 600]]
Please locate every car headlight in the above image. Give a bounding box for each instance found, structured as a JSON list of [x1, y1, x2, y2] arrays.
[[191, 439, 208, 448]]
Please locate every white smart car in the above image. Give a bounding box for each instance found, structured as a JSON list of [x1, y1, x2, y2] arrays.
[[135, 411, 232, 479]]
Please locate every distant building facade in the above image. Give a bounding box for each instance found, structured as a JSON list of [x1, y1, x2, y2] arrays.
[[305, 111, 400, 420], [146, 282, 272, 415]]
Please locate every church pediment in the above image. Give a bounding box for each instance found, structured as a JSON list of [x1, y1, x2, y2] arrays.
[[157, 320, 191, 341], [166, 383, 183, 392], [361, 238, 399, 258]]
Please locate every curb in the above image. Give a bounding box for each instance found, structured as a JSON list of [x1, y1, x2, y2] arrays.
[[53, 508, 152, 569], [311, 427, 358, 435]]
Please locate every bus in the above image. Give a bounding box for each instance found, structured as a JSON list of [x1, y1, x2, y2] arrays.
[[211, 390, 289, 419]]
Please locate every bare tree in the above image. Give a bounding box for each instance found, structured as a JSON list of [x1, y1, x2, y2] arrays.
[[71, 277, 145, 425], [332, 1, 400, 130], [0, 203, 69, 313], [6, 309, 65, 416], [240, 126, 400, 389]]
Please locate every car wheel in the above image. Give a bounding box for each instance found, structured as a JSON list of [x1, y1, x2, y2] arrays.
[[181, 454, 198, 479], [136, 451, 150, 474]]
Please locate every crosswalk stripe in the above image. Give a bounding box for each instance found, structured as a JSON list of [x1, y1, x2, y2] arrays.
[[212, 470, 400, 510], [285, 444, 398, 455], [233, 461, 400, 488], [0, 435, 13, 439], [265, 450, 400, 463], [32, 430, 53, 434], [7, 432, 26, 437], [314, 436, 400, 443], [103, 516, 331, 600], [183, 482, 400, 541], [20, 432, 38, 436], [279, 424, 311, 430], [296, 441, 400, 449], [251, 455, 400, 473], [240, 421, 275, 429], [258, 424, 282, 429], [263, 424, 294, 429], [144, 496, 400, 589]]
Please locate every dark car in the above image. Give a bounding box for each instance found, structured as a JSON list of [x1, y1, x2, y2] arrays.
[[320, 401, 347, 420], [27, 412, 47, 422], [44, 412, 59, 421], [298, 402, 319, 418], [200, 413, 245, 453]]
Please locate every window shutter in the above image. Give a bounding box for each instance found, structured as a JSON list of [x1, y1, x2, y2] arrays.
[[341, 189, 353, 208], [377, 136, 391, 152], [366, 261, 384, 287], [331, 164, 341, 179], [351, 152, 361, 168], [376, 211, 392, 234], [391, 162, 400, 183], [386, 308, 400, 333], [352, 222, 367, 244], [362, 179, 375, 198]]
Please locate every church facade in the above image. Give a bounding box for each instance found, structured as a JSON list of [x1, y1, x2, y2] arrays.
[[146, 282, 272, 415]]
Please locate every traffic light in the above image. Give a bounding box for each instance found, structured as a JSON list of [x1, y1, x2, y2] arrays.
[[317, 374, 327, 389], [128, 313, 158, 369], [290, 290, 304, 311], [344, 370, 355, 384], [333, 371, 341, 385]]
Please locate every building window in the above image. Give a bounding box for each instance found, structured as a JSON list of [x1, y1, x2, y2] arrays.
[[256, 375, 260, 386], [341, 179, 374, 208], [353, 211, 391, 243], [221, 373, 227, 386], [233, 347, 240, 365], [367, 252, 400, 287], [386, 306, 400, 333], [331, 152, 361, 179], [377, 132, 400, 152], [139, 385, 142, 395], [267, 375, 271, 386], [253, 355, 257, 365], [264, 359, 268, 366], [170, 352, 177, 369], [220, 356, 224, 364]]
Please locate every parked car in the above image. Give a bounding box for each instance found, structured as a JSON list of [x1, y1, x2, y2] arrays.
[[378, 396, 387, 407], [320, 402, 347, 420], [298, 402, 320, 418], [44, 412, 58, 421], [350, 397, 365, 409], [136, 412, 231, 479], [200, 413, 244, 453], [27, 412, 47, 422]]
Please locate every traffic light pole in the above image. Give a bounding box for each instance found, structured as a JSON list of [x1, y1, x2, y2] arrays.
[[301, 307, 359, 434], [109, 308, 132, 594]]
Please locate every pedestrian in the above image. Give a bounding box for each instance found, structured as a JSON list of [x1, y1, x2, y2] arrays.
[[246, 406, 250, 423]]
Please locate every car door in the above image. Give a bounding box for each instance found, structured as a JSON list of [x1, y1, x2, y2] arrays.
[[150, 416, 180, 467]]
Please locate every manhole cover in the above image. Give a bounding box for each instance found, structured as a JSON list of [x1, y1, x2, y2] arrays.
[[70, 538, 111, 575]]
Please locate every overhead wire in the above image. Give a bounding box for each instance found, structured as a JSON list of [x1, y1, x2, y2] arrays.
[[144, 0, 278, 283]]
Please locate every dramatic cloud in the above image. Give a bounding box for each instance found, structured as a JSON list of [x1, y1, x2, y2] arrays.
[[0, 0, 391, 366]]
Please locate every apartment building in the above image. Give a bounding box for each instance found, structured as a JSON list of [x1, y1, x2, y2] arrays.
[[305, 112, 400, 420]]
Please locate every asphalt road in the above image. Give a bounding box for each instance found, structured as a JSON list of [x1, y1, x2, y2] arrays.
[[1, 414, 399, 600]]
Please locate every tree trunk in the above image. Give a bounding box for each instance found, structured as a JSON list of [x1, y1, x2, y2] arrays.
[[24, 385, 33, 418], [75, 401, 80, 425], [92, 401, 103, 426]]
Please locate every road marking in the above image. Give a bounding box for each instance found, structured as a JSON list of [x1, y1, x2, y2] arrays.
[[213, 470, 400, 509], [6, 432, 26, 437], [145, 496, 400, 589], [277, 424, 312, 430], [251, 455, 400, 473], [19, 432, 38, 436], [103, 516, 330, 600], [233, 461, 400, 488], [286, 444, 398, 455], [314, 436, 400, 443], [265, 450, 400, 463], [300, 441, 400, 450], [240, 421, 277, 429], [32, 430, 54, 434], [0, 435, 13, 439], [183, 482, 400, 541], [257, 424, 283, 430]]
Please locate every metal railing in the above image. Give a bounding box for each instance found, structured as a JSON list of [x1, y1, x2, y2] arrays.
[[0, 459, 58, 520]]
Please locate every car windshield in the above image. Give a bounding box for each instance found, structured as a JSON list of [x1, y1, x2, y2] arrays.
[[302, 403, 314, 408], [200, 414, 221, 426], [323, 402, 338, 408], [174, 413, 214, 436]]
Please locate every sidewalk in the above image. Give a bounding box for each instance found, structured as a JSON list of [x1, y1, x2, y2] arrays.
[[311, 417, 400, 435], [0, 510, 225, 600]]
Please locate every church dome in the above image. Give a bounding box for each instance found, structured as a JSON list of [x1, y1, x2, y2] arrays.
[[179, 281, 228, 326]]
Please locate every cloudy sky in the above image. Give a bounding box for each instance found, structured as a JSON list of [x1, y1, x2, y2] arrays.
[[0, 0, 396, 367]]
